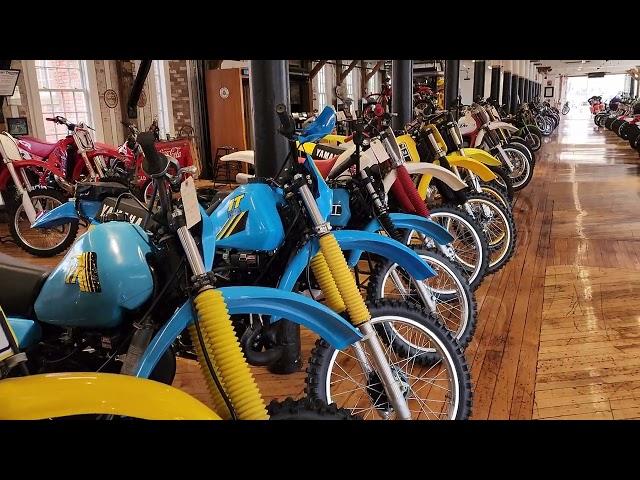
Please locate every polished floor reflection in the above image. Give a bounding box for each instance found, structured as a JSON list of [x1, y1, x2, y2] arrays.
[[3, 116, 639, 419]]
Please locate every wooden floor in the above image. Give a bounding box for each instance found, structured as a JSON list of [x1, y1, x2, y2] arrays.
[[4, 114, 640, 419]]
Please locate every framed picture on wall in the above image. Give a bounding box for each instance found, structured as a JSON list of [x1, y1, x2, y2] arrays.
[[544, 86, 554, 98], [6, 117, 28, 136]]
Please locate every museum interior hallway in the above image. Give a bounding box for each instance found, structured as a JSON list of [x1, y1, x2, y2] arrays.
[[3, 115, 640, 419]]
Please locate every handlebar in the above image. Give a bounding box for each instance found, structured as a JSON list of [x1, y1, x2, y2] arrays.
[[276, 103, 296, 139], [138, 132, 169, 177]]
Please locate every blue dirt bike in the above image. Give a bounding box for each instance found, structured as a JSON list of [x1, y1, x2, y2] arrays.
[[33, 108, 472, 419]]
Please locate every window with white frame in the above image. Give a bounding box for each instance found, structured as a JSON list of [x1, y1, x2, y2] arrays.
[[152, 60, 173, 139], [35, 60, 93, 143], [345, 62, 354, 99], [367, 70, 380, 96], [315, 63, 328, 111]]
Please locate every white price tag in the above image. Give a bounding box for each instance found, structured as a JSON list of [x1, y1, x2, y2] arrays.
[[370, 138, 390, 163], [180, 176, 201, 229]]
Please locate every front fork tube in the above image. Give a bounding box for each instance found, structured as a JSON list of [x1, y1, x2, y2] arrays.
[[80, 150, 100, 179], [6, 162, 38, 224], [298, 179, 412, 420], [493, 143, 514, 172], [388, 267, 437, 314]]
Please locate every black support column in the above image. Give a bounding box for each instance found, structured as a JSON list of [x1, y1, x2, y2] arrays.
[[473, 60, 486, 102], [502, 71, 512, 112], [510, 74, 519, 114], [248, 60, 300, 375], [490, 65, 501, 103], [445, 60, 460, 110], [249, 60, 291, 178], [391, 60, 413, 129]]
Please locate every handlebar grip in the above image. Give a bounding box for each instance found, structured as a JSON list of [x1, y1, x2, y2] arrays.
[[276, 103, 295, 137], [137, 132, 168, 177]]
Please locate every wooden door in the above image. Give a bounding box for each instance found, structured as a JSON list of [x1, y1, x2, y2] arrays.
[[205, 68, 247, 179]]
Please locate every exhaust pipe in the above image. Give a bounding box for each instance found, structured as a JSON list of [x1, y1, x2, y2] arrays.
[[54, 175, 75, 194]]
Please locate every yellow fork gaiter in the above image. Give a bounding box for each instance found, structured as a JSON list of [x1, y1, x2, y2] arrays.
[[309, 252, 346, 314], [192, 289, 268, 420], [187, 323, 232, 419], [317, 234, 370, 326]]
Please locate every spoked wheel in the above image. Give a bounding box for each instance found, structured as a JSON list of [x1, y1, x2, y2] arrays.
[[502, 146, 533, 190], [9, 188, 78, 257], [267, 397, 359, 420], [367, 249, 476, 348], [305, 300, 472, 420], [523, 130, 542, 151], [462, 192, 517, 274], [412, 206, 489, 291]]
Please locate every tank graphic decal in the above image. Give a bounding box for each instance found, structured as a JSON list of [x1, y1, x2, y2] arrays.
[[227, 193, 245, 216], [64, 252, 102, 293], [217, 210, 247, 240]]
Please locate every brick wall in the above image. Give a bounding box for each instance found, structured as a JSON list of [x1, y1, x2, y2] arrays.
[[168, 60, 193, 135]]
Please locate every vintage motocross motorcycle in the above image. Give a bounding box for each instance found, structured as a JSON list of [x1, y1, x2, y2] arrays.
[[8, 129, 377, 420], [0, 131, 80, 257], [30, 109, 472, 420], [458, 102, 535, 190]]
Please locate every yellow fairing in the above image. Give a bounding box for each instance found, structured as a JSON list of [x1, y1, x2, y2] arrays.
[[444, 155, 498, 181], [460, 148, 502, 167], [395, 134, 421, 163], [0, 373, 220, 420], [321, 134, 348, 145]]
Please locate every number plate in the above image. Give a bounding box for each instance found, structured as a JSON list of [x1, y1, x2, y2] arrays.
[[369, 138, 390, 163], [0, 306, 18, 362], [180, 176, 201, 229]]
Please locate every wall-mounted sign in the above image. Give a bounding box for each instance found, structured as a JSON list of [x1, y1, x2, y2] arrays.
[[6, 117, 28, 136], [104, 89, 118, 108], [0, 69, 20, 97], [219, 87, 230, 99], [544, 86, 555, 98]]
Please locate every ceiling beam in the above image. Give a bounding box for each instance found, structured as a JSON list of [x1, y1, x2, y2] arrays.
[[365, 61, 383, 82], [339, 60, 358, 84], [309, 60, 327, 80]]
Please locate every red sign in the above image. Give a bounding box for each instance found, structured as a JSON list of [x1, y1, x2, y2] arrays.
[[155, 139, 194, 169]]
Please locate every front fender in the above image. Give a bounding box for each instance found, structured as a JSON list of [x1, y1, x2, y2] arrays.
[[445, 155, 498, 181], [362, 213, 453, 245], [31, 200, 80, 228], [279, 231, 434, 299], [135, 287, 362, 378], [402, 162, 467, 191], [487, 121, 518, 133], [0, 373, 219, 420], [459, 148, 502, 167]]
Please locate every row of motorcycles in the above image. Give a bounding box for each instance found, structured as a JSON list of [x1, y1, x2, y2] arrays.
[[0, 82, 544, 419], [594, 94, 640, 152]]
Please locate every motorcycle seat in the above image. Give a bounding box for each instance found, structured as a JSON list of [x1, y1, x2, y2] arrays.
[[0, 253, 50, 318], [17, 136, 58, 158], [313, 157, 339, 178]]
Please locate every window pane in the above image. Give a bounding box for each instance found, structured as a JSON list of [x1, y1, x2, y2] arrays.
[[41, 104, 53, 114], [35, 60, 45, 68], [51, 91, 62, 109], [69, 69, 82, 89], [36, 68, 47, 89], [39, 91, 52, 105], [62, 91, 75, 111], [74, 92, 87, 112], [44, 117, 56, 135], [46, 135, 57, 143]]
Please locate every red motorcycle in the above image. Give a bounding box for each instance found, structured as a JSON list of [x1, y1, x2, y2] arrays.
[[362, 79, 392, 135], [16, 116, 131, 189], [0, 130, 79, 256]]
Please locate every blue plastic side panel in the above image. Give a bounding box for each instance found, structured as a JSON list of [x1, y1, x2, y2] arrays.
[[34, 223, 154, 329], [362, 213, 454, 245], [328, 188, 351, 227], [8, 317, 41, 350], [32, 200, 79, 228], [82, 200, 104, 221], [211, 183, 286, 251], [199, 204, 216, 271], [134, 287, 362, 379]]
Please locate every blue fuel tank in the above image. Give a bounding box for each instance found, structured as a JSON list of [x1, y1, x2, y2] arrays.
[[34, 222, 154, 328]]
